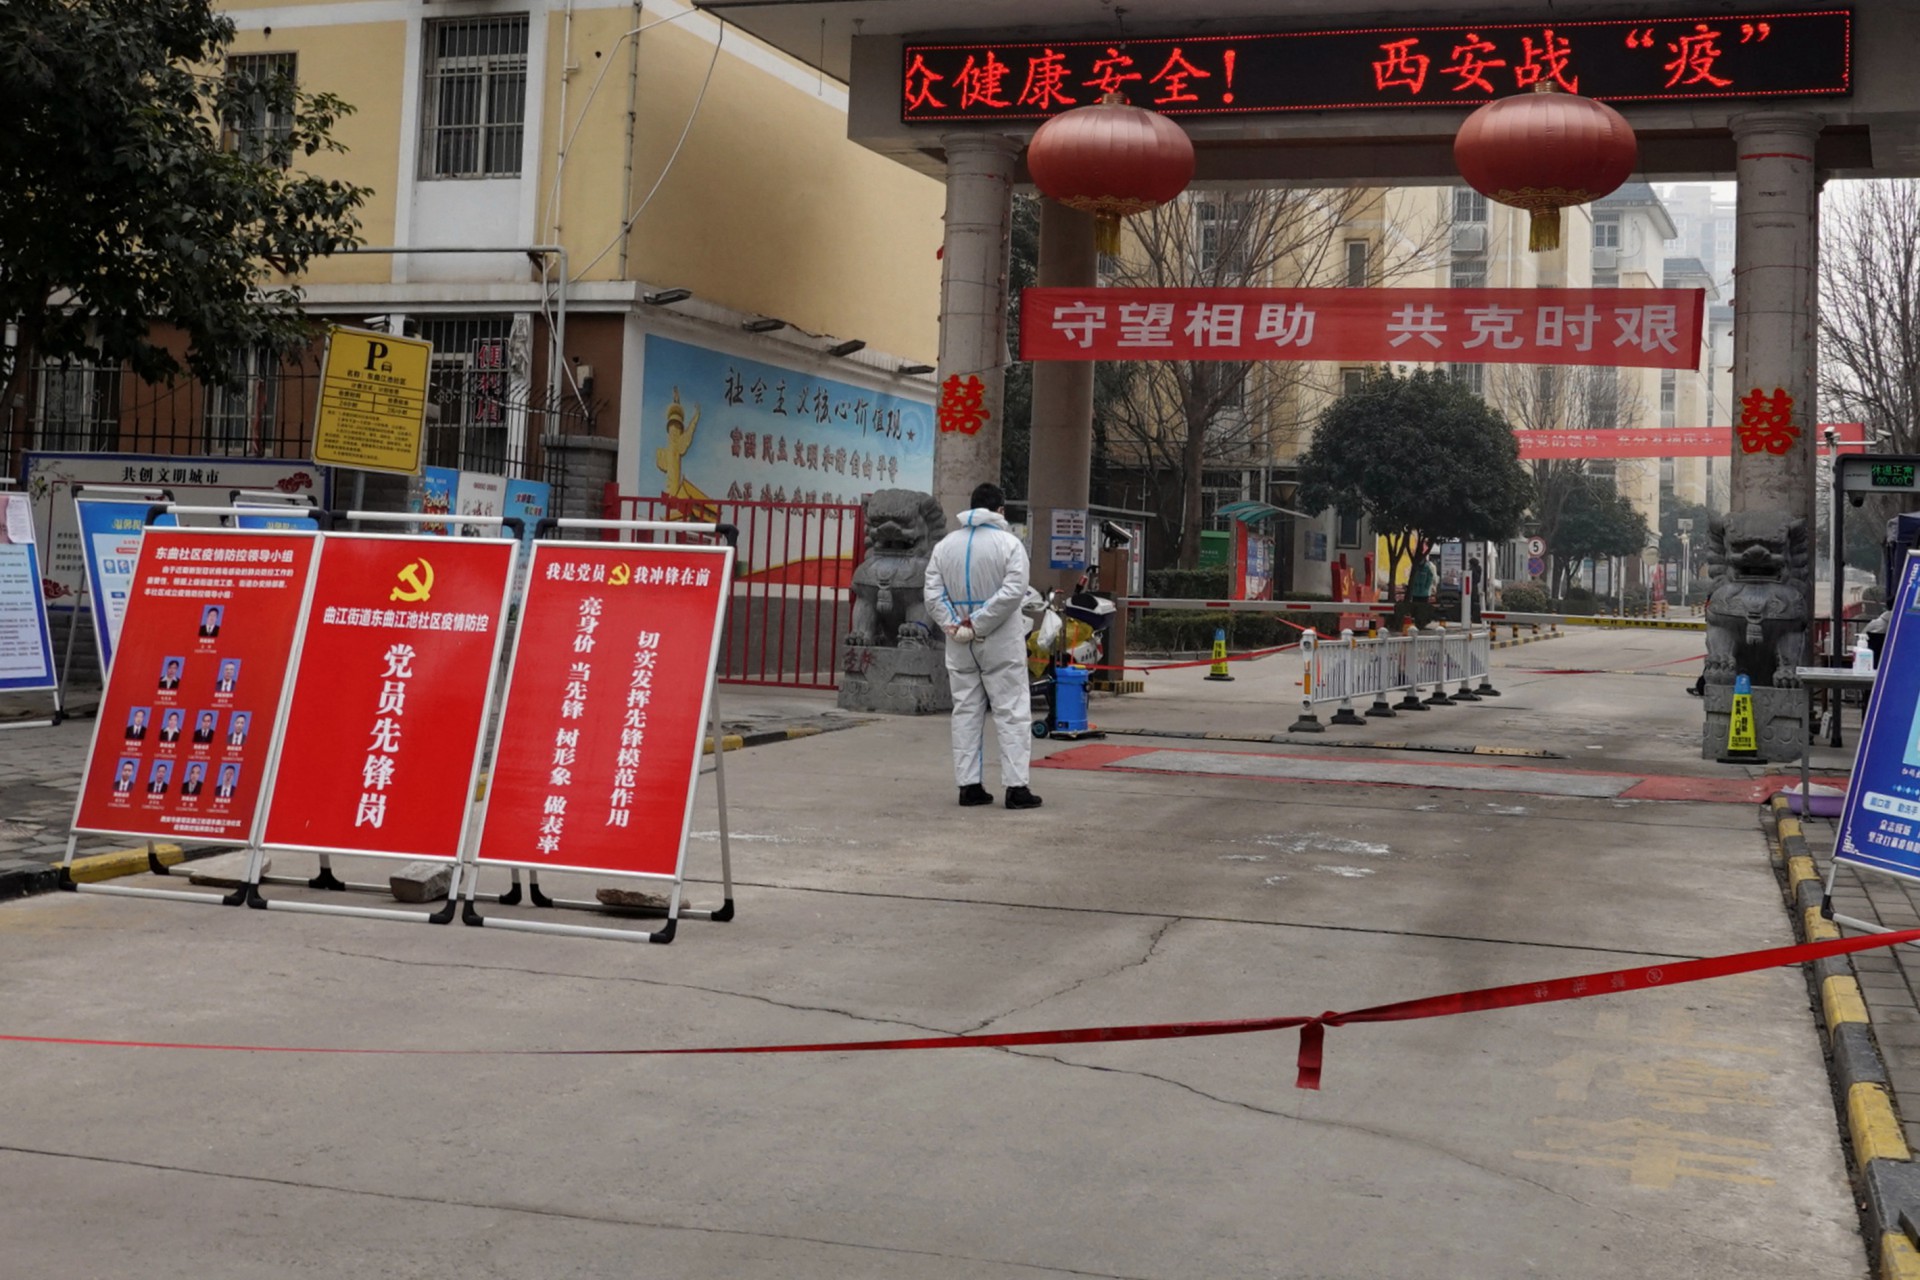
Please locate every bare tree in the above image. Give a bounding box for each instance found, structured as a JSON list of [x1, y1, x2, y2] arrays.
[[1098, 189, 1445, 567], [1821, 180, 1920, 452], [1485, 362, 1647, 597]]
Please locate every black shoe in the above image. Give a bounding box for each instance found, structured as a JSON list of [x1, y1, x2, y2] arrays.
[[959, 784, 994, 807], [1005, 786, 1043, 810]]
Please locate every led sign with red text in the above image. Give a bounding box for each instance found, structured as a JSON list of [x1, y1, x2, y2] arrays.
[[901, 10, 1852, 122]]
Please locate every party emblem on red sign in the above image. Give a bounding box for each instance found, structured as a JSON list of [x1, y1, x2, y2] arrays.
[[263, 535, 515, 860]]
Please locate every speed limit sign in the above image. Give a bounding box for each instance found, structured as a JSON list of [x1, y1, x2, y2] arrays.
[[1526, 536, 1545, 557]]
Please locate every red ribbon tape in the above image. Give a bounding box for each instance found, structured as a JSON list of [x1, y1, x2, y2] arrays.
[[6, 926, 1913, 1089]]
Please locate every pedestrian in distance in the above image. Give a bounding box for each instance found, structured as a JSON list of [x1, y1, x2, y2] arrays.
[[1409, 542, 1436, 607], [923, 482, 1042, 810]]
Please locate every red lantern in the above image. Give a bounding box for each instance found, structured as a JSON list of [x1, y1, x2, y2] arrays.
[[1453, 84, 1638, 252], [1026, 95, 1196, 255]]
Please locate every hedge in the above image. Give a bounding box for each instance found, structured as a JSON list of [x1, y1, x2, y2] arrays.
[[1498, 584, 1550, 613], [1143, 567, 1230, 599]]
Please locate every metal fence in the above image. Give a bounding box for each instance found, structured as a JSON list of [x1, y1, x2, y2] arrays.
[[606, 494, 864, 690], [1293, 626, 1497, 731], [2, 348, 596, 508]]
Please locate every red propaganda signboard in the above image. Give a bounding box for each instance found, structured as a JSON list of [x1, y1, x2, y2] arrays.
[[1516, 422, 1866, 460], [73, 528, 318, 843], [902, 12, 1851, 122], [477, 542, 734, 880], [1020, 287, 1707, 371], [262, 535, 515, 860]]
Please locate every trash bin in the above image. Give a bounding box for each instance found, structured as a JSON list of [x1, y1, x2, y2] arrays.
[[1052, 664, 1091, 734]]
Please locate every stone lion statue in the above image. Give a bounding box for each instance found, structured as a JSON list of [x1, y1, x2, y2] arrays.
[[847, 489, 947, 649], [1704, 510, 1812, 689]]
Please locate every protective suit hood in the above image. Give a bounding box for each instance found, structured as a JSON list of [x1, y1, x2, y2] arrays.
[[955, 507, 1012, 533]]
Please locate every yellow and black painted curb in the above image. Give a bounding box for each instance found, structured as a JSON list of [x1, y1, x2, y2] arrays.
[[0, 842, 191, 901], [1768, 796, 1920, 1278], [1490, 628, 1564, 651], [1557, 615, 1708, 632]]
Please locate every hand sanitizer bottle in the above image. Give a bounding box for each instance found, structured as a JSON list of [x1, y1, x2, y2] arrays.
[[1854, 633, 1876, 674]]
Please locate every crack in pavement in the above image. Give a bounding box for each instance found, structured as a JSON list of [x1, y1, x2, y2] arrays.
[[962, 917, 1178, 1035], [307, 944, 960, 1041], [0, 1142, 1162, 1280], [708, 882, 1706, 962]]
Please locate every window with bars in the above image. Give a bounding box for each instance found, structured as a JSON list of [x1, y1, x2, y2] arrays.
[[1340, 367, 1368, 397], [225, 53, 297, 163], [1449, 364, 1484, 397], [419, 317, 515, 472], [1660, 371, 1676, 428], [1450, 256, 1488, 289], [1593, 219, 1621, 249], [420, 16, 529, 179], [32, 358, 119, 452], [203, 346, 283, 456], [1453, 188, 1488, 223]]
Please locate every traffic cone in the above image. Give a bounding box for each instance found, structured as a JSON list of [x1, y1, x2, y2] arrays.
[[1204, 628, 1234, 681]]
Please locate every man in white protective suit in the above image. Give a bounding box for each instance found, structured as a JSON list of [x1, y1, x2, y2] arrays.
[[923, 483, 1042, 810]]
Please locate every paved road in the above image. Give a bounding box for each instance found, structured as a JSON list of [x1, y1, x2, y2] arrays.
[[0, 630, 1870, 1278]]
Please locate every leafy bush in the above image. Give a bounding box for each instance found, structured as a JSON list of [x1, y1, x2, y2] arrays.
[[1128, 608, 1344, 652], [1556, 588, 1599, 616], [1498, 584, 1550, 613], [1144, 567, 1230, 599]]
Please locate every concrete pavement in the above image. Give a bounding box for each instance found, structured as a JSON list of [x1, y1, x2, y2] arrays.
[[0, 630, 1882, 1278]]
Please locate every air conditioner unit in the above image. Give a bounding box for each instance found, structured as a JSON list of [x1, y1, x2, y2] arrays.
[[1451, 224, 1487, 254], [1592, 246, 1618, 270]]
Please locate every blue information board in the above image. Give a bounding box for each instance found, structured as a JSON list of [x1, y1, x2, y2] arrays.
[[0, 516, 57, 694], [235, 511, 321, 532], [1838, 551, 1920, 880], [75, 497, 174, 674]]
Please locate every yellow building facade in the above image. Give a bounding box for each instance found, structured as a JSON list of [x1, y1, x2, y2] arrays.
[[221, 0, 946, 504]]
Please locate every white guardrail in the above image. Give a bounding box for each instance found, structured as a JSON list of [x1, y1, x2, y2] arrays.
[[1119, 598, 1704, 632], [1291, 626, 1497, 732]]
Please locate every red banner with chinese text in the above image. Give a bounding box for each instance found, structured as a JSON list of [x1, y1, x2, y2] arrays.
[[1020, 287, 1707, 371], [262, 535, 515, 860], [477, 542, 734, 880], [1516, 422, 1866, 460], [72, 529, 317, 844]]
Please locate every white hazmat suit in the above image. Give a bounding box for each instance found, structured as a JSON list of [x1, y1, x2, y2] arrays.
[[923, 507, 1033, 788]]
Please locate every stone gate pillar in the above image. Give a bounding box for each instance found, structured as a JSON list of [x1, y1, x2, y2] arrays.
[[1729, 112, 1821, 533], [932, 134, 1020, 523], [1027, 198, 1099, 592], [1703, 111, 1823, 761]]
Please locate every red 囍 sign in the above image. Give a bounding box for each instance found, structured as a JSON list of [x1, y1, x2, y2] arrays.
[[1020, 287, 1707, 371], [262, 535, 515, 860], [477, 542, 734, 881], [73, 528, 318, 844], [1515, 422, 1865, 460]]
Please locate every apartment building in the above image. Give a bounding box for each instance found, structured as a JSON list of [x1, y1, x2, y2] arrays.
[[18, 1, 946, 516]]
